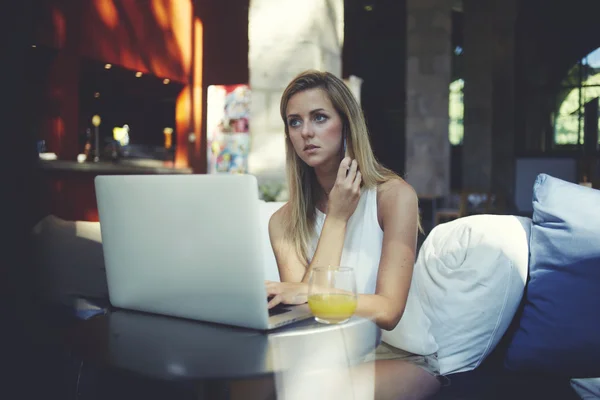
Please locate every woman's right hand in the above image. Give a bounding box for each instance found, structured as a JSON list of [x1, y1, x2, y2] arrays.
[[327, 157, 362, 222]]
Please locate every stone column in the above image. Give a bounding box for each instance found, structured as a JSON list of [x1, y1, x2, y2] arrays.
[[248, 0, 344, 193], [405, 0, 452, 197], [462, 0, 517, 205], [491, 0, 517, 207], [462, 0, 493, 191]]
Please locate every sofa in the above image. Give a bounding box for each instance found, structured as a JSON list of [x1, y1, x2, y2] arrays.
[[424, 174, 600, 400], [30, 174, 600, 399]]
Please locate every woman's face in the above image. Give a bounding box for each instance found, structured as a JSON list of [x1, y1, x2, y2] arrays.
[[285, 88, 344, 169]]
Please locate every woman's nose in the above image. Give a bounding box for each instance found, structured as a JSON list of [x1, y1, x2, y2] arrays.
[[300, 122, 314, 138]]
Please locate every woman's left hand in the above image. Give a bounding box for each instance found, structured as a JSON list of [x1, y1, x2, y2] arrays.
[[265, 281, 309, 308]]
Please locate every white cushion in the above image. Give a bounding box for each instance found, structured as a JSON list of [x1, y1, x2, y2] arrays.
[[571, 378, 600, 399], [415, 214, 531, 375], [259, 201, 285, 282], [381, 265, 438, 356]]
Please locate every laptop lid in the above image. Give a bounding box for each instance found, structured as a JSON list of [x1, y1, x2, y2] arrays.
[[95, 174, 271, 330]]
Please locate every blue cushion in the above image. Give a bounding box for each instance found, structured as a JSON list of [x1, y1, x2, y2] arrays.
[[504, 174, 600, 377]]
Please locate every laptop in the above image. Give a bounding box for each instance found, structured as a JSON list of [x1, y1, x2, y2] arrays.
[[94, 174, 312, 330]]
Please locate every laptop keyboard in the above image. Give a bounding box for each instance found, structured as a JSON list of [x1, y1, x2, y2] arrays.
[[268, 304, 292, 317]]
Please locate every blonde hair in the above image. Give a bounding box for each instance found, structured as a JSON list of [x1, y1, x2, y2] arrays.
[[280, 70, 403, 263]]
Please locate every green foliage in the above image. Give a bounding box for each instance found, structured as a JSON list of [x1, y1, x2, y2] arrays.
[[259, 182, 283, 202]]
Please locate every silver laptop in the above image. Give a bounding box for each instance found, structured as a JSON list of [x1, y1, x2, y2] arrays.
[[94, 174, 312, 330]]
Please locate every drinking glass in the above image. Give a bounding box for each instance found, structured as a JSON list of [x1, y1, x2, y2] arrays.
[[307, 266, 358, 325]]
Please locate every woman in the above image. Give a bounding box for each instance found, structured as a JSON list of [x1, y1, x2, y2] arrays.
[[265, 70, 441, 399]]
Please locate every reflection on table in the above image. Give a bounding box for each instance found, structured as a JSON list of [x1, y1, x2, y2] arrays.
[[66, 309, 380, 399]]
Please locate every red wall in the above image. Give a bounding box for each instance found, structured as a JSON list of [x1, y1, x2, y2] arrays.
[[32, 0, 250, 221], [34, 0, 197, 165], [34, 0, 249, 171]]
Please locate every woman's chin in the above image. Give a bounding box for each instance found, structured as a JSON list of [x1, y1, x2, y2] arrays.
[[301, 156, 339, 171], [301, 155, 326, 168]]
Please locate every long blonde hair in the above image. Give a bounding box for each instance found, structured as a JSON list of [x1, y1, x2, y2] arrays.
[[280, 70, 401, 263]]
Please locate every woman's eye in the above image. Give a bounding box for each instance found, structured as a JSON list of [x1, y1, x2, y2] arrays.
[[315, 114, 327, 123], [288, 119, 301, 127]]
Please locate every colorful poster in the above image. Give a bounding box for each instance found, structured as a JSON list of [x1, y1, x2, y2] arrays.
[[207, 84, 251, 174]]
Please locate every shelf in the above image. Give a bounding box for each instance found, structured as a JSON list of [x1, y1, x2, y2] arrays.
[[38, 159, 193, 175]]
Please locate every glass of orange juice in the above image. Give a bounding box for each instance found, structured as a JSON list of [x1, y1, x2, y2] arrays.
[[307, 266, 358, 324]]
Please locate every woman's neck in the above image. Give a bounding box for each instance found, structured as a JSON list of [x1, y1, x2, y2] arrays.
[[314, 161, 340, 211]]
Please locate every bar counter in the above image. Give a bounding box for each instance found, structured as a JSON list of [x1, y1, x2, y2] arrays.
[[38, 159, 193, 175], [37, 159, 194, 222]]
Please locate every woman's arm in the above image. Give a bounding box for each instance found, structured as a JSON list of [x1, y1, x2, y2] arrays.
[[267, 178, 418, 332], [266, 208, 349, 309], [353, 179, 418, 330], [268, 206, 347, 283], [269, 157, 361, 285]]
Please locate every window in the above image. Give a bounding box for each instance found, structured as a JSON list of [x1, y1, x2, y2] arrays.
[[553, 47, 600, 146], [449, 78, 464, 145], [449, 10, 464, 146]]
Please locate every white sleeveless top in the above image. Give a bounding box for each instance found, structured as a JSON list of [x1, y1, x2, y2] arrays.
[[308, 188, 382, 295], [307, 187, 438, 356]]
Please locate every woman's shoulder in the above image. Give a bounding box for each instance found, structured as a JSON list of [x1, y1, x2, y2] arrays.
[[376, 177, 417, 203], [375, 178, 418, 222], [268, 202, 291, 233], [272, 201, 292, 218]]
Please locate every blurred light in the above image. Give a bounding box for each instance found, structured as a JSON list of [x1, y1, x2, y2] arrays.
[[31, 44, 37, 48], [454, 46, 463, 56], [104, 63, 112, 69], [364, 5, 373, 11], [94, 92, 100, 98], [135, 72, 143, 78], [95, 0, 118, 29], [92, 115, 101, 127], [166, 363, 186, 375], [51, 9, 66, 47], [113, 124, 130, 146], [163, 78, 170, 85], [164, 127, 173, 149]]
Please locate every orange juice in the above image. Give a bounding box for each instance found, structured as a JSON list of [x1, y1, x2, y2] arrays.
[[308, 293, 357, 324]]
